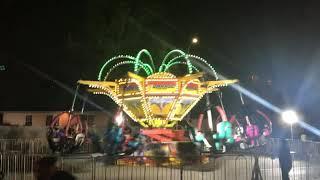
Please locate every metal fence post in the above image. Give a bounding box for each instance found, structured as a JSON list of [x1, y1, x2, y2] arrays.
[[61, 157, 64, 170], [180, 165, 183, 180], [14, 154, 17, 180], [31, 155, 34, 180], [305, 154, 309, 180], [23, 155, 26, 180], [92, 156, 96, 180]]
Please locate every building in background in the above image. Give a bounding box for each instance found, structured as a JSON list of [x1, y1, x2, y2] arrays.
[[0, 111, 110, 128]]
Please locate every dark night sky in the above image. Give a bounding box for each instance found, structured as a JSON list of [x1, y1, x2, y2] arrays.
[[1, 1, 320, 138]]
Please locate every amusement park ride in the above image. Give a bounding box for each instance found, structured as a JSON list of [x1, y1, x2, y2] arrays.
[[47, 49, 273, 161], [47, 112, 87, 154]]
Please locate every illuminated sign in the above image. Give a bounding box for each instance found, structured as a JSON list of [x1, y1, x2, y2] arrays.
[[146, 80, 178, 94]]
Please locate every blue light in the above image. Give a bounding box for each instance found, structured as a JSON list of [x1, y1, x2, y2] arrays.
[[298, 121, 320, 136], [230, 83, 282, 113], [193, 61, 320, 137]]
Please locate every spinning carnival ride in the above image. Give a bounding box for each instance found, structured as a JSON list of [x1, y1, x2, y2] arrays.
[[78, 49, 238, 158], [76, 49, 273, 161], [47, 49, 273, 158]]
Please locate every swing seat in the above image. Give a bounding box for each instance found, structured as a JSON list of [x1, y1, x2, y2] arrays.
[[52, 138, 60, 143]]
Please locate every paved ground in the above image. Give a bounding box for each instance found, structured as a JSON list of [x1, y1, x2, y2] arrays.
[[2, 155, 320, 180]]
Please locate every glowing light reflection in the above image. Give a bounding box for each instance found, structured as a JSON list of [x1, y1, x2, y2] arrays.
[[298, 121, 320, 136], [191, 60, 320, 137]]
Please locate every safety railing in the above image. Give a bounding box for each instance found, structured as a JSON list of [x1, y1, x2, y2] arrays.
[[0, 139, 92, 154], [0, 153, 318, 180], [0, 138, 319, 157]]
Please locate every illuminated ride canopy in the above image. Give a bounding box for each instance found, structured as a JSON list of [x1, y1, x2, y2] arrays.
[[78, 49, 237, 128]]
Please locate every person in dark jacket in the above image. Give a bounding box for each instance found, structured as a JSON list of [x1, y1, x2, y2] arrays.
[[34, 156, 58, 180], [0, 171, 4, 180], [51, 170, 76, 180], [278, 139, 292, 180]]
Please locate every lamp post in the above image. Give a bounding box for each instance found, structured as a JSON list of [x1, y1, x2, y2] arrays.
[[281, 109, 298, 141], [185, 36, 199, 122], [187, 37, 199, 53], [281, 109, 298, 178], [187, 36, 214, 131]]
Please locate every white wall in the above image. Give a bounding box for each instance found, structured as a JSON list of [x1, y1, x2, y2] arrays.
[[1, 111, 111, 128], [2, 111, 60, 127]]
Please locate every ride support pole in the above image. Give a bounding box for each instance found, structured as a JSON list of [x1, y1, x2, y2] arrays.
[[71, 85, 79, 112]]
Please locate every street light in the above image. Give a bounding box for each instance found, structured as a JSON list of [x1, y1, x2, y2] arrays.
[[281, 110, 298, 125], [187, 36, 215, 131], [281, 109, 299, 173], [192, 37, 198, 44], [281, 109, 299, 141], [187, 37, 199, 53]]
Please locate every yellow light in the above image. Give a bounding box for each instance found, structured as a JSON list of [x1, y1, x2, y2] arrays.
[[79, 72, 236, 128]]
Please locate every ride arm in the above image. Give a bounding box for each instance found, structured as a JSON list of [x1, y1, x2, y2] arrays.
[[78, 80, 117, 88], [205, 79, 238, 92]]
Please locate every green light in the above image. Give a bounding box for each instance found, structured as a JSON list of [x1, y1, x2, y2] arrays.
[[186, 54, 218, 79], [134, 49, 155, 74], [159, 49, 186, 72], [98, 55, 135, 81], [103, 61, 151, 80], [98, 54, 152, 81], [164, 61, 199, 72], [186, 56, 193, 74], [143, 64, 153, 74], [165, 54, 193, 74], [97, 49, 219, 81]]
